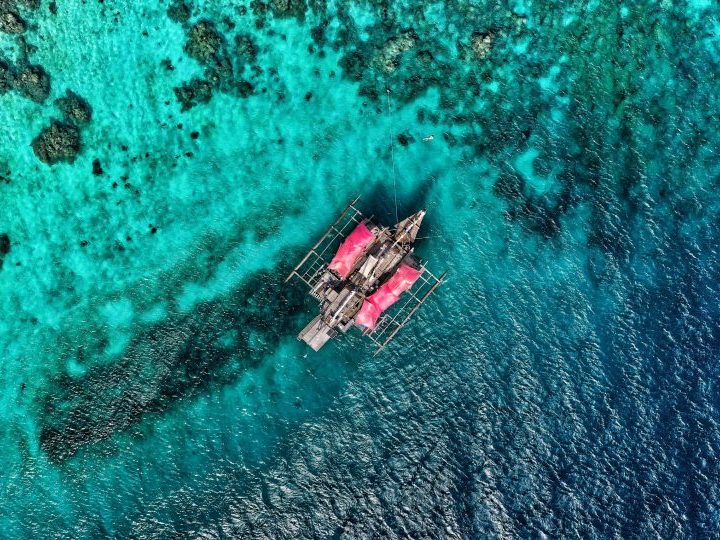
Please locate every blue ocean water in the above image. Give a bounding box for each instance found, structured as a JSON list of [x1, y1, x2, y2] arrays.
[[1, 0, 720, 537]]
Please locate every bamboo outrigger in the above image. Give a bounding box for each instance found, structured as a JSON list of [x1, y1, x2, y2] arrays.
[[286, 197, 445, 353]]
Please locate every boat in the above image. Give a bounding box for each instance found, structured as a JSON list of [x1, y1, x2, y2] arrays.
[[285, 197, 445, 353]]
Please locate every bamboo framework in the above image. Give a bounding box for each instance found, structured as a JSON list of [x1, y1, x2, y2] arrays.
[[364, 267, 446, 353], [285, 197, 364, 291], [286, 196, 445, 353]]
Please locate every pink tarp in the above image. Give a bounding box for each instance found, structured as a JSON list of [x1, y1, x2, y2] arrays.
[[355, 263, 423, 330], [328, 222, 375, 278]]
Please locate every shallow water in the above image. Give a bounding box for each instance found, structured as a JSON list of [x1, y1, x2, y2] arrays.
[[1, 0, 719, 538]]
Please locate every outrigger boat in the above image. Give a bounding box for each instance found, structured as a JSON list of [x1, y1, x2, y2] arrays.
[[286, 197, 445, 353]]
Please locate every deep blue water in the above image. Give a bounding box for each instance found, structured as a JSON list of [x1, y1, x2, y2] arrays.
[[1, 0, 720, 538]]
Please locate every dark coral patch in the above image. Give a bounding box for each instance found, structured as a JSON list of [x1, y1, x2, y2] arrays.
[[92, 158, 103, 176], [397, 132, 415, 146], [174, 78, 214, 111], [235, 33, 259, 63], [32, 121, 81, 164], [0, 9, 26, 34], [0, 233, 10, 256], [310, 20, 327, 45], [13, 64, 50, 103], [236, 79, 254, 97], [172, 16, 260, 110], [0, 59, 11, 94], [339, 50, 368, 82], [167, 0, 192, 24], [269, 0, 306, 20], [185, 20, 225, 64], [55, 90, 93, 125]]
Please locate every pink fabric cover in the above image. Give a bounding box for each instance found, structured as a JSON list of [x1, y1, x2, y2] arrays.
[[355, 263, 423, 330], [328, 222, 375, 278]]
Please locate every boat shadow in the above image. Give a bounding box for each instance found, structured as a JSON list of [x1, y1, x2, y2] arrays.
[[362, 176, 438, 226]]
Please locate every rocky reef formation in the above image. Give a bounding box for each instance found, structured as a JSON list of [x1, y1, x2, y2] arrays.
[[31, 121, 81, 165], [169, 16, 261, 110], [374, 29, 418, 73], [470, 31, 493, 60], [269, 0, 306, 20], [185, 20, 225, 64], [0, 232, 8, 271], [235, 33, 258, 63], [0, 233, 9, 256], [55, 90, 93, 124], [13, 64, 50, 102], [0, 7, 95, 165], [39, 266, 306, 462], [0, 230, 9, 271], [30, 89, 93, 164], [0, 0, 42, 34], [28, 89, 93, 164], [0, 34, 52, 104], [0, 59, 10, 94], [0, 9, 25, 33], [174, 77, 213, 111], [166, 0, 192, 24]]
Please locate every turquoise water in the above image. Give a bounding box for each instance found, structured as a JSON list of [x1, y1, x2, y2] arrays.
[[1, 0, 720, 537]]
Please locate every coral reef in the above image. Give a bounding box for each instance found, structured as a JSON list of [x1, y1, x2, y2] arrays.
[[235, 33, 259, 63], [13, 64, 50, 103], [0, 8, 95, 165], [0, 9, 25, 33], [269, 0, 306, 21], [470, 31, 493, 60], [166, 0, 192, 24], [374, 29, 417, 73], [0, 232, 9, 256], [0, 59, 10, 94], [31, 121, 81, 164], [38, 267, 306, 462], [55, 90, 93, 125], [174, 78, 214, 111], [185, 21, 225, 64], [171, 17, 262, 110]]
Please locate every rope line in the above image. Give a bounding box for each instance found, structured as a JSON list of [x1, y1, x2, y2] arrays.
[[386, 87, 399, 224]]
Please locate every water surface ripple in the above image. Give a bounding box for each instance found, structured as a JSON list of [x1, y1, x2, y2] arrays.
[[0, 0, 719, 538]]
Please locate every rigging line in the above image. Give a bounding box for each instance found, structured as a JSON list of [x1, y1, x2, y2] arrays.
[[414, 235, 443, 240], [386, 87, 398, 224]]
